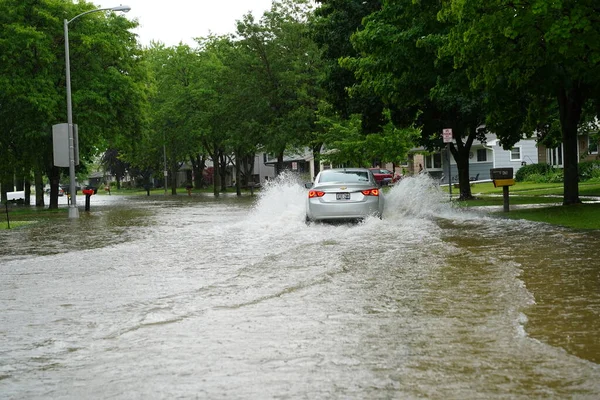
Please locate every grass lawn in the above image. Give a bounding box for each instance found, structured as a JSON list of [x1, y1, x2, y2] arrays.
[[500, 203, 600, 230], [1, 206, 65, 230], [453, 180, 600, 230]]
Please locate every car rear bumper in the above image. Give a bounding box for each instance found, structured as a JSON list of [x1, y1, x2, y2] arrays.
[[306, 198, 382, 221]]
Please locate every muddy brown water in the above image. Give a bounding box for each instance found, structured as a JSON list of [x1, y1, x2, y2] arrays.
[[1, 175, 598, 398]]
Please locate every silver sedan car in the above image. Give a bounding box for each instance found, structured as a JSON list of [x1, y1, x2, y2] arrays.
[[305, 168, 385, 223]]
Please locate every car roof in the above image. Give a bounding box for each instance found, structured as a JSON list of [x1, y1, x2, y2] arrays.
[[316, 168, 374, 184], [321, 168, 370, 173]]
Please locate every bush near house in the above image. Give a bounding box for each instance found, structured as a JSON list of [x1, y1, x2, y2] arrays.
[[578, 161, 600, 181], [515, 161, 600, 183], [515, 163, 563, 183]]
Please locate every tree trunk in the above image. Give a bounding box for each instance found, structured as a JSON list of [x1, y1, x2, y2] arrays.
[[0, 171, 9, 203], [211, 151, 220, 197], [557, 84, 583, 205], [48, 166, 60, 209], [276, 151, 284, 175], [170, 159, 178, 195], [35, 169, 44, 207], [235, 153, 242, 197], [312, 144, 322, 180], [219, 152, 228, 193], [450, 128, 477, 201], [24, 178, 31, 207], [191, 153, 206, 189], [241, 154, 255, 187]]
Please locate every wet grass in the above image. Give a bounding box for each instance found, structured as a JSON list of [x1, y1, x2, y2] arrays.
[[1, 207, 65, 230], [499, 203, 600, 230], [453, 180, 600, 230]]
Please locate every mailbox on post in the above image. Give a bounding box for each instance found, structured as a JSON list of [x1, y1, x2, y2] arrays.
[[82, 187, 96, 212], [490, 168, 515, 211], [490, 168, 513, 180], [490, 168, 515, 188]]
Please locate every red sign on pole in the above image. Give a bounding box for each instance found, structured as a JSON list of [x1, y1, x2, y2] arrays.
[[443, 128, 453, 143]]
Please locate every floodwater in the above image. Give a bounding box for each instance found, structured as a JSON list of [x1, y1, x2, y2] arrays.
[[1, 174, 599, 399]]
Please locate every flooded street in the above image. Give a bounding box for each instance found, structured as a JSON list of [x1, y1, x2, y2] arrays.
[[1, 175, 599, 399]]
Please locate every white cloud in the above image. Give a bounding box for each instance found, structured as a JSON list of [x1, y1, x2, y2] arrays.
[[93, 0, 274, 46]]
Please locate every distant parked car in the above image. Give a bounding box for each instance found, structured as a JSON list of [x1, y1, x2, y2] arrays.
[[44, 185, 69, 196], [305, 168, 385, 223], [368, 168, 398, 186]]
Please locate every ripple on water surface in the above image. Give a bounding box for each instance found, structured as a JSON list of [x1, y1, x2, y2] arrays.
[[0, 175, 599, 398]]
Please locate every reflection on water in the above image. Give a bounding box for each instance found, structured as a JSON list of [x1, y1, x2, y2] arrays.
[[0, 176, 598, 398]]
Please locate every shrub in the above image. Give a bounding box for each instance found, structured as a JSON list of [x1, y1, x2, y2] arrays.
[[515, 163, 555, 182], [578, 160, 600, 181]]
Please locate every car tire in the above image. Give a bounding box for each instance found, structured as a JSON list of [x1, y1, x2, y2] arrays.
[[305, 215, 312, 225]]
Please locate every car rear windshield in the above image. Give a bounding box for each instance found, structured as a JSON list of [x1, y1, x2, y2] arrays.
[[319, 171, 370, 183]]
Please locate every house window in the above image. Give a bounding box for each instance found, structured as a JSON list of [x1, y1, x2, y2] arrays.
[[510, 147, 521, 161], [425, 153, 442, 169], [476, 149, 487, 162], [548, 144, 563, 167], [589, 136, 598, 154]]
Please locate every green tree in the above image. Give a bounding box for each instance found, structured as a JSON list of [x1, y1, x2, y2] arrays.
[[0, 0, 144, 207], [311, 0, 385, 134], [236, 0, 322, 175], [342, 0, 487, 199], [316, 102, 418, 167], [442, 0, 600, 204], [146, 43, 207, 195]]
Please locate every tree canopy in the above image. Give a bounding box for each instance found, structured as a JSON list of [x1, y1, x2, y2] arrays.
[[441, 0, 600, 204], [0, 0, 145, 206]]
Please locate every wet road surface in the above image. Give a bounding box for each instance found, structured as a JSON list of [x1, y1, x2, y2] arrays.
[[1, 175, 599, 398]]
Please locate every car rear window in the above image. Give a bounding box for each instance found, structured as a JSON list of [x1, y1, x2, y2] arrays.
[[319, 171, 370, 183]]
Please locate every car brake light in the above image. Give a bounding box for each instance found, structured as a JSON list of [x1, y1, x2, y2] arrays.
[[361, 189, 379, 196], [308, 190, 326, 198]]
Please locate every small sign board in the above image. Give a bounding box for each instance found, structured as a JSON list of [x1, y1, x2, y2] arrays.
[[442, 128, 452, 143], [7, 191, 25, 201], [52, 123, 79, 167], [490, 168, 513, 180]]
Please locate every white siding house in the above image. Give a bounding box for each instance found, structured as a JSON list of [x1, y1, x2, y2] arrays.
[[421, 134, 539, 184]]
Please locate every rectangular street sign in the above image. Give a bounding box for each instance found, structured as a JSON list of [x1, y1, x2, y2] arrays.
[[52, 123, 79, 167], [443, 128, 452, 143]]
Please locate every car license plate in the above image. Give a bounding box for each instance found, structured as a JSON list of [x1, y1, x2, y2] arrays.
[[336, 193, 350, 200]]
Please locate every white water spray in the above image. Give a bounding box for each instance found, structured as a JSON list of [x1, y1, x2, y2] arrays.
[[384, 174, 458, 220], [246, 171, 471, 227]]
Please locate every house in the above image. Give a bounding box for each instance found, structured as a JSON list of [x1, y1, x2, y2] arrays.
[[538, 132, 599, 167], [408, 134, 539, 184]]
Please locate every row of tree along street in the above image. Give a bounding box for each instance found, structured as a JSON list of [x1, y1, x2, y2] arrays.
[[2, 0, 598, 207]]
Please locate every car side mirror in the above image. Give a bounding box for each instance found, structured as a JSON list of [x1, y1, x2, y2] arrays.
[[304, 182, 313, 189]]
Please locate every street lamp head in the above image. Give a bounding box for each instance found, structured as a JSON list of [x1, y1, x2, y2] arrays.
[[111, 5, 131, 13]]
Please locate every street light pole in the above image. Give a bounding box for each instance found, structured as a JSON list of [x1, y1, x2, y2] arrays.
[[63, 5, 131, 218]]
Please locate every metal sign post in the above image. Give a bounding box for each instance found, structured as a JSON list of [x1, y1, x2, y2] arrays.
[[443, 129, 453, 200]]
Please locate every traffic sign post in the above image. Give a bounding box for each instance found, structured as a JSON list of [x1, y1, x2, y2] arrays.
[[443, 128, 453, 144]]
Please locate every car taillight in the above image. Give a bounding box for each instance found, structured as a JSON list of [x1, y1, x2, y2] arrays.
[[361, 189, 379, 196], [308, 190, 326, 198]]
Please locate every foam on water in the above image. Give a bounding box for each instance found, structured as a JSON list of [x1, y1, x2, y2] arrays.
[[247, 171, 465, 227], [246, 171, 308, 229], [384, 174, 457, 220]]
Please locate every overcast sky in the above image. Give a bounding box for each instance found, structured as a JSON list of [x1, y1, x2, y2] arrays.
[[94, 0, 274, 46]]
